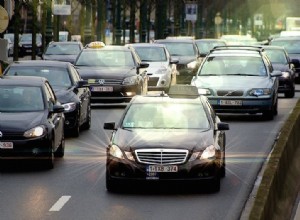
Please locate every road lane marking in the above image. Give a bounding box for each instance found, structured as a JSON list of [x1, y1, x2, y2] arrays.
[[49, 196, 71, 212]]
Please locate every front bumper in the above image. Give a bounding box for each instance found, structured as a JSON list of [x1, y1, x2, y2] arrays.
[[0, 137, 51, 159], [106, 156, 220, 182], [89, 84, 138, 103], [208, 97, 274, 113]]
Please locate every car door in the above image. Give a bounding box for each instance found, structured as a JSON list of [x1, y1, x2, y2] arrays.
[[44, 82, 64, 151], [69, 65, 90, 125]]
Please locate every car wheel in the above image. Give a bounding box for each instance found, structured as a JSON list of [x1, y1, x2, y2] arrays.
[[81, 104, 91, 130], [54, 133, 65, 158], [285, 88, 295, 98], [44, 141, 54, 169], [106, 171, 118, 193], [207, 176, 221, 193]]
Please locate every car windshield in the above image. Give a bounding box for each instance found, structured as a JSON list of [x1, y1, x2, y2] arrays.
[[264, 50, 288, 64], [122, 103, 210, 129], [134, 47, 167, 62], [0, 86, 44, 112], [271, 39, 300, 54], [160, 42, 196, 56], [5, 66, 72, 88], [45, 44, 81, 55], [199, 56, 267, 76], [195, 41, 226, 54], [75, 50, 135, 67], [20, 34, 41, 43]]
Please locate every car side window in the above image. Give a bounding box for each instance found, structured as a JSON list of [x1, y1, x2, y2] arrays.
[[70, 65, 81, 83], [44, 82, 56, 108]]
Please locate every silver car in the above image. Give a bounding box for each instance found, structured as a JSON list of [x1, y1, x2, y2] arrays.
[[191, 46, 282, 120], [128, 43, 178, 92]]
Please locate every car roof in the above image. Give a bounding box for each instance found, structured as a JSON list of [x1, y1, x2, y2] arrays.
[[208, 46, 264, 57], [49, 41, 82, 45], [154, 39, 195, 43], [195, 38, 226, 43], [0, 75, 47, 86], [261, 45, 285, 50], [7, 60, 71, 67]]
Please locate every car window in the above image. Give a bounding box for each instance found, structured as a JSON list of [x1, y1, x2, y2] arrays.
[[264, 50, 288, 64], [76, 50, 135, 67], [134, 47, 167, 62], [45, 44, 81, 55], [161, 42, 196, 56], [199, 56, 267, 76], [0, 86, 44, 112], [5, 66, 72, 88], [122, 103, 210, 129]]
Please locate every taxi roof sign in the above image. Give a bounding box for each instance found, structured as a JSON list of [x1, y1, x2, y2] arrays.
[[86, 41, 105, 49], [168, 85, 199, 98]]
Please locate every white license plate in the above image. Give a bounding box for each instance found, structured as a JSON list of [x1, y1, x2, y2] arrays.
[[91, 86, 113, 92], [0, 142, 13, 149], [147, 165, 178, 173], [219, 100, 242, 106]]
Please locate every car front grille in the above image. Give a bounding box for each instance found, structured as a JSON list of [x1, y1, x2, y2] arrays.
[[135, 149, 189, 165], [90, 79, 123, 85], [217, 90, 244, 96]]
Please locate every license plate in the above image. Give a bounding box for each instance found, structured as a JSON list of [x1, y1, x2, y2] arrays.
[[219, 100, 242, 106], [91, 86, 113, 92], [26, 49, 32, 52], [147, 165, 178, 172], [0, 142, 13, 149]]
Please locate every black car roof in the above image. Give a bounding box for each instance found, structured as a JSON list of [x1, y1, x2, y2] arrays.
[[0, 75, 47, 86]]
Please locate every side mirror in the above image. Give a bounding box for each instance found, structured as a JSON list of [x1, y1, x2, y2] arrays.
[[217, 122, 229, 131], [77, 79, 88, 87], [139, 62, 149, 68], [270, 70, 282, 77], [291, 59, 300, 65], [52, 104, 65, 113], [170, 57, 179, 64], [104, 122, 116, 130]]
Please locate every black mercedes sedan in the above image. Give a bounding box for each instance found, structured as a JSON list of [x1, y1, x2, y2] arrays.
[[74, 42, 149, 103], [103, 85, 229, 193], [3, 60, 91, 137], [0, 76, 65, 169]]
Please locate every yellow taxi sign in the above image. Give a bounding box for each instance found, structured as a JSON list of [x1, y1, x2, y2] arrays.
[[87, 41, 105, 49]]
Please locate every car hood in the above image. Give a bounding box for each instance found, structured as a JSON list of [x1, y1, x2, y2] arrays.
[[0, 112, 44, 132], [146, 62, 170, 73], [43, 55, 77, 63], [113, 128, 213, 151], [52, 87, 78, 104], [192, 75, 273, 89], [172, 56, 196, 64], [75, 66, 137, 79]]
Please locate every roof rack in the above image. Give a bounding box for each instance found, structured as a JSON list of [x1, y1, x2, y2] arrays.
[[211, 45, 264, 53]]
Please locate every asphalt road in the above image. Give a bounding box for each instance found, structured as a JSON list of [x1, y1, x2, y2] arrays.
[[0, 85, 299, 220]]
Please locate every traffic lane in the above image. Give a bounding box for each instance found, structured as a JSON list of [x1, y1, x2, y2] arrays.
[[0, 94, 298, 220]]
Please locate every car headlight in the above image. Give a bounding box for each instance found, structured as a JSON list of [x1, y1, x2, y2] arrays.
[[189, 145, 216, 161], [62, 102, 77, 113], [198, 88, 211, 95], [24, 126, 45, 138], [281, 72, 290, 78], [122, 76, 137, 85], [187, 61, 197, 69], [109, 144, 124, 159], [249, 88, 271, 96]]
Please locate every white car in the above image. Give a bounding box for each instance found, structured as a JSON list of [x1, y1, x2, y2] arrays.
[[128, 43, 179, 92]]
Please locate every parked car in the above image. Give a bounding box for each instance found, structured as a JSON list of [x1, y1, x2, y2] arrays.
[[74, 41, 149, 103], [104, 85, 229, 193], [191, 46, 282, 120], [269, 36, 300, 81], [42, 41, 84, 64], [3, 60, 91, 137], [154, 38, 201, 84], [3, 34, 14, 57], [18, 33, 42, 57], [262, 45, 296, 98], [0, 76, 65, 169], [127, 43, 178, 92]]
